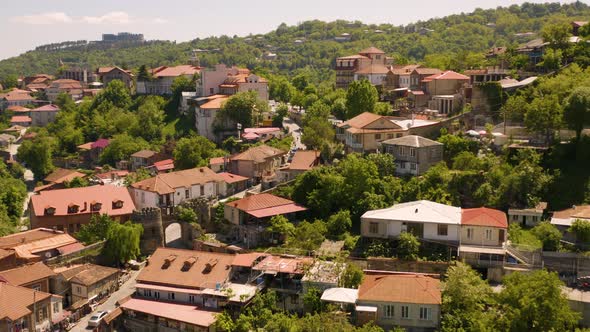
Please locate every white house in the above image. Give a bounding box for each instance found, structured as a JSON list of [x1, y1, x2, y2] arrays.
[[360, 200, 462, 244]]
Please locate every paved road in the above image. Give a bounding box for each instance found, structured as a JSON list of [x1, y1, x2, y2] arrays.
[[283, 118, 306, 150], [70, 269, 141, 332]]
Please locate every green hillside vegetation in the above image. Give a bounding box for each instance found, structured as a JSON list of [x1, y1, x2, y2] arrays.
[[1, 2, 590, 82]]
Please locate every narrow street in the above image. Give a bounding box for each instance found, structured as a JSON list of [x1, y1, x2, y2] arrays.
[[283, 117, 306, 150], [70, 268, 142, 332]]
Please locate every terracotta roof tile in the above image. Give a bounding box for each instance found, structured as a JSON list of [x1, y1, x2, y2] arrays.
[[358, 272, 441, 304], [30, 104, 59, 112], [229, 193, 296, 212], [43, 168, 86, 184], [461, 207, 507, 228], [152, 65, 201, 78], [130, 150, 156, 158], [422, 70, 470, 82], [0, 283, 52, 320], [30, 185, 135, 218], [0, 262, 55, 286], [217, 172, 249, 184], [70, 264, 118, 286], [231, 252, 269, 267], [10, 116, 32, 123], [355, 64, 390, 75], [131, 167, 223, 195], [288, 150, 320, 171], [120, 298, 216, 327], [359, 47, 385, 54], [230, 145, 286, 163], [199, 95, 229, 109], [337, 112, 383, 129], [137, 248, 234, 290]]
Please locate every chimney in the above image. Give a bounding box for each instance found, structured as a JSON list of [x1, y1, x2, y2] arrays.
[[81, 202, 88, 212]]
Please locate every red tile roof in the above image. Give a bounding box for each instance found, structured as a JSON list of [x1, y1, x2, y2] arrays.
[[30, 185, 135, 218], [358, 47, 385, 54], [461, 207, 508, 228], [209, 157, 225, 165], [152, 65, 201, 78], [120, 298, 217, 327], [30, 104, 59, 112], [358, 272, 441, 304], [231, 252, 269, 267], [337, 112, 383, 129], [230, 145, 286, 163], [6, 106, 30, 112], [229, 193, 296, 212], [0, 283, 52, 321], [0, 262, 55, 286], [10, 116, 31, 123], [422, 70, 470, 82], [43, 168, 86, 184], [152, 159, 174, 172], [217, 172, 249, 184], [131, 167, 223, 195], [137, 248, 234, 290], [288, 150, 320, 171], [200, 95, 229, 109], [0, 89, 35, 102]]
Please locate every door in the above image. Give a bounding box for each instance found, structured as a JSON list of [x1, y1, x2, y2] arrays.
[[499, 229, 505, 243]]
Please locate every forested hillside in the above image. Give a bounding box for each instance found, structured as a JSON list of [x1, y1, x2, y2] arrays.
[[1, 1, 590, 81]]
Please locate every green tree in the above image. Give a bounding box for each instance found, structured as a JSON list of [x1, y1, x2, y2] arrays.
[[541, 22, 572, 50], [326, 210, 352, 240], [289, 220, 326, 251], [345, 79, 378, 119], [137, 65, 152, 81], [374, 102, 392, 115], [441, 262, 495, 332], [340, 263, 364, 288], [565, 86, 590, 141], [525, 95, 563, 143], [303, 287, 325, 314], [76, 214, 116, 244], [497, 270, 580, 332], [1, 74, 18, 89], [17, 135, 54, 179], [175, 206, 198, 224], [132, 98, 165, 142], [99, 133, 150, 165], [570, 219, 590, 243], [366, 153, 396, 177], [266, 215, 295, 243], [272, 103, 289, 128], [437, 131, 479, 164], [217, 91, 268, 129], [92, 80, 132, 110], [531, 222, 562, 251], [103, 221, 143, 265], [540, 48, 563, 71], [269, 76, 295, 102], [173, 135, 221, 169], [397, 232, 420, 260], [64, 176, 89, 188]]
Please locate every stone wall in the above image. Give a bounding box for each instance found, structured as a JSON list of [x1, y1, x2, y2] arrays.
[[131, 208, 164, 254]]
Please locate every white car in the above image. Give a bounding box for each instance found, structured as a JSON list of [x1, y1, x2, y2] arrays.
[[88, 310, 109, 327]]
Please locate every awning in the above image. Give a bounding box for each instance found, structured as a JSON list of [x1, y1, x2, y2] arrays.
[[247, 203, 307, 218], [356, 305, 378, 312], [321, 288, 358, 304], [459, 245, 506, 255], [393, 87, 408, 91], [51, 310, 71, 324]]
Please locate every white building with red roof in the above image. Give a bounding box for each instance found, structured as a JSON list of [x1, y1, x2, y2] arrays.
[[198, 64, 268, 101], [335, 47, 393, 89], [0, 89, 35, 110], [136, 65, 201, 95]]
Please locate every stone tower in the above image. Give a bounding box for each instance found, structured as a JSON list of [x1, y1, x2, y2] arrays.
[[131, 208, 165, 254]]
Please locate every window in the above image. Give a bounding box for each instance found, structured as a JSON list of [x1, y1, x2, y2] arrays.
[[410, 163, 416, 170], [400, 162, 406, 169], [437, 224, 448, 236], [410, 148, 416, 157], [185, 189, 190, 199], [75, 286, 82, 294], [168, 292, 175, 300], [387, 134, 394, 139], [383, 305, 394, 318], [200, 185, 205, 196], [485, 229, 493, 240], [512, 214, 519, 221], [532, 216, 539, 222], [143, 289, 152, 297], [369, 222, 379, 234], [375, 134, 381, 140], [32, 284, 41, 291], [399, 146, 406, 155], [53, 302, 60, 313], [396, 133, 403, 138], [155, 291, 160, 299], [467, 228, 474, 239], [209, 88, 214, 94], [419, 307, 432, 320], [401, 305, 410, 319], [141, 192, 145, 203], [37, 307, 47, 321], [189, 295, 196, 303]]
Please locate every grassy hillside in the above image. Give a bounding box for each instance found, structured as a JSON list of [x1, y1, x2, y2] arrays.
[[1, 1, 589, 80]]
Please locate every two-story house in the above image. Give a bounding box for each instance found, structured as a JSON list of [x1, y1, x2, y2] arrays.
[[198, 64, 268, 101], [361, 200, 462, 245], [137, 65, 201, 95], [224, 193, 307, 248], [0, 89, 35, 110], [228, 145, 286, 184], [29, 104, 60, 127], [46, 79, 83, 102], [29, 185, 135, 233], [129, 149, 157, 171], [96, 66, 134, 90], [381, 135, 443, 176], [422, 71, 470, 114], [0, 262, 55, 292], [335, 47, 392, 89], [0, 282, 63, 332], [193, 94, 230, 142], [356, 271, 441, 332], [336, 112, 407, 153], [70, 264, 119, 304], [130, 167, 224, 215]]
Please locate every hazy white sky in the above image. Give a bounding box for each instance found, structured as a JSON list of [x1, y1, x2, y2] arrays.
[[0, 0, 578, 60]]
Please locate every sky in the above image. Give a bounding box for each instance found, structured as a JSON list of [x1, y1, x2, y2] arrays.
[[0, 0, 579, 60]]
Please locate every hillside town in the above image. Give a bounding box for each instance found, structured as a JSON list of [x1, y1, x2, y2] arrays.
[[1, 2, 590, 332]]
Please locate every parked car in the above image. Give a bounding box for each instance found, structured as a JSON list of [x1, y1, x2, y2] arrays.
[[88, 310, 109, 327]]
